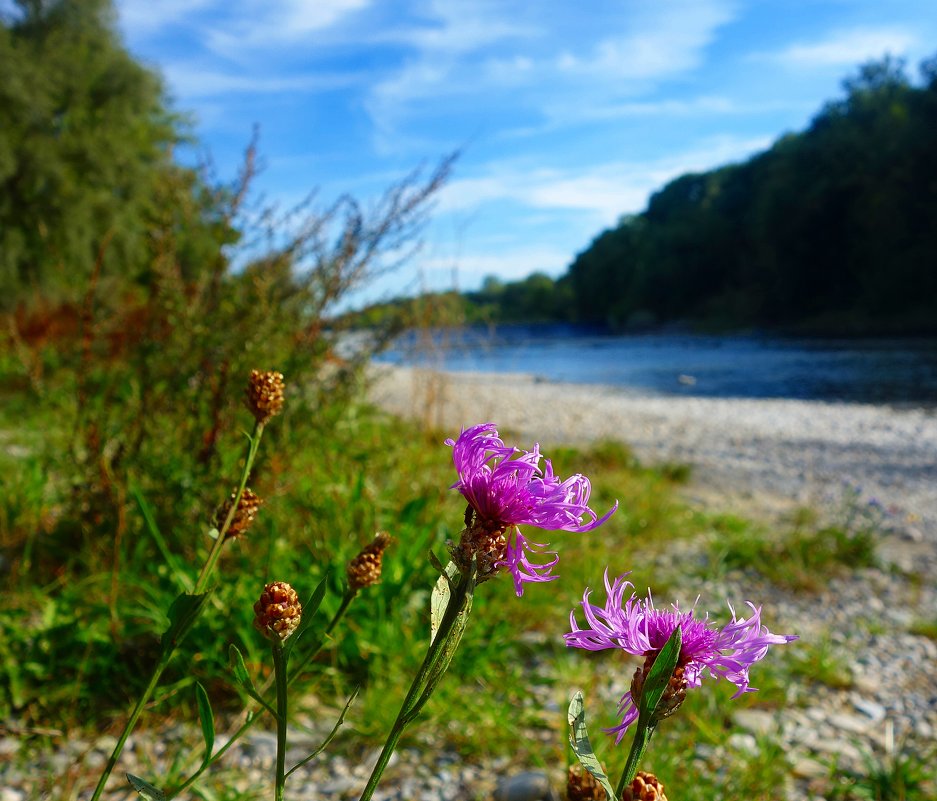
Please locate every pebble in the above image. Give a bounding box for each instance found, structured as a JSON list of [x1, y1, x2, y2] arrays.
[[493, 771, 559, 801]]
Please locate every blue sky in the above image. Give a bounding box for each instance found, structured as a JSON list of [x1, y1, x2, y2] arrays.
[[113, 0, 936, 307]]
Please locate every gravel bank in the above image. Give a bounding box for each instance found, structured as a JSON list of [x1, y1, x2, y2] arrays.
[[368, 365, 937, 548]]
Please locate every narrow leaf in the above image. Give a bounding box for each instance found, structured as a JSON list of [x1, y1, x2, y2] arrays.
[[285, 687, 360, 778], [194, 681, 215, 767], [636, 626, 682, 728], [284, 573, 330, 660], [228, 644, 278, 718], [567, 692, 617, 801], [160, 591, 210, 652], [126, 773, 166, 801], [131, 482, 193, 592], [430, 561, 460, 643]]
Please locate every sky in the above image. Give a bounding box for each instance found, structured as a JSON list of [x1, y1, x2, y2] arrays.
[[111, 0, 937, 307]]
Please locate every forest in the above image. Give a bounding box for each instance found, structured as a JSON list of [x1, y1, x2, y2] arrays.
[[376, 55, 937, 335]]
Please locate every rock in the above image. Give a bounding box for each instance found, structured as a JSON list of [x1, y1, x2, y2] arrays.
[[828, 712, 873, 735], [851, 698, 886, 722], [728, 732, 759, 755], [493, 771, 559, 801], [733, 709, 777, 736], [791, 757, 828, 779]]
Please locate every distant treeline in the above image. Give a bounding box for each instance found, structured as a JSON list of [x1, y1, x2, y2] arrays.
[[358, 55, 937, 335]]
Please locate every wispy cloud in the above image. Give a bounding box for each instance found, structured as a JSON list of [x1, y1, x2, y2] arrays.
[[762, 27, 918, 68], [438, 134, 773, 224], [162, 63, 363, 99]]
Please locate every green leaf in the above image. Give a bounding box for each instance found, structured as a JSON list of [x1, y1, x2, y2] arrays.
[[285, 687, 360, 778], [126, 773, 166, 801], [160, 591, 210, 652], [430, 561, 460, 644], [194, 681, 215, 767], [636, 625, 682, 729], [228, 644, 278, 719], [130, 482, 194, 592], [567, 692, 617, 801], [284, 574, 330, 660]]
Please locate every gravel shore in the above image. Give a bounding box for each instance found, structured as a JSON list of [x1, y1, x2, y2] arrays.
[[368, 364, 937, 549]]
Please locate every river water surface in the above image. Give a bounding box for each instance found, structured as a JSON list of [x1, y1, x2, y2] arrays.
[[374, 325, 937, 406]]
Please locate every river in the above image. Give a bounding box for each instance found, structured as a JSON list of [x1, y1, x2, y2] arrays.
[[374, 324, 937, 406]]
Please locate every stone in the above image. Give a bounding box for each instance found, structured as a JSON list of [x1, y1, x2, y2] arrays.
[[851, 697, 886, 722], [493, 770, 559, 801], [733, 709, 777, 736]]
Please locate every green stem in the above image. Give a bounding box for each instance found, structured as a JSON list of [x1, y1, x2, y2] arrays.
[[195, 421, 264, 594], [167, 587, 357, 798], [357, 569, 473, 801], [89, 420, 265, 801], [617, 724, 655, 798], [272, 640, 289, 801]]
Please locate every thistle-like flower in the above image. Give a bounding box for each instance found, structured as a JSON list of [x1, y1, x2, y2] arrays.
[[446, 424, 617, 596], [347, 531, 393, 590], [253, 581, 302, 642], [245, 370, 285, 425], [214, 488, 263, 540], [566, 571, 797, 742]]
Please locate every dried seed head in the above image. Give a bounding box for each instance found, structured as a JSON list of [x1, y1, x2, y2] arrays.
[[347, 532, 393, 590], [566, 764, 607, 801], [619, 772, 667, 801], [214, 488, 263, 540], [245, 370, 285, 424], [630, 653, 688, 725], [253, 581, 302, 642]]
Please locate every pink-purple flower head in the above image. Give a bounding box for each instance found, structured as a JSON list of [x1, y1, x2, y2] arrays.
[[565, 571, 797, 742], [446, 424, 617, 596]]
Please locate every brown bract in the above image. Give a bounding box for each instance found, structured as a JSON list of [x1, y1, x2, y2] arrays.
[[566, 764, 607, 801], [347, 531, 393, 590], [214, 488, 263, 540], [620, 772, 668, 801], [253, 581, 302, 641], [245, 370, 285, 424]]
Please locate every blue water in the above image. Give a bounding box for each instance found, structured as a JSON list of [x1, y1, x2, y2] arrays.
[[375, 324, 937, 405]]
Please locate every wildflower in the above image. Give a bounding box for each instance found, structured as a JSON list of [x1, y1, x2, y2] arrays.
[[347, 531, 393, 591], [446, 423, 617, 596], [245, 370, 285, 424], [566, 571, 796, 742], [253, 581, 302, 642], [214, 487, 263, 540]]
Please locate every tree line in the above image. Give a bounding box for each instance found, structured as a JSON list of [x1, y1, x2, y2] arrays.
[[405, 55, 937, 335]]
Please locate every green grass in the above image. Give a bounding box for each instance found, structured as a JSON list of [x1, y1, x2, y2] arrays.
[[0, 352, 923, 801]]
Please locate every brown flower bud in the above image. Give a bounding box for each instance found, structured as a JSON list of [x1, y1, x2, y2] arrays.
[[347, 531, 393, 590], [253, 581, 302, 642], [619, 772, 667, 801], [566, 763, 607, 801], [245, 370, 285, 424], [214, 488, 263, 540], [630, 653, 688, 724]]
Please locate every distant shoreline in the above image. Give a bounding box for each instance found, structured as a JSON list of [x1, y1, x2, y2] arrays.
[[367, 364, 937, 551]]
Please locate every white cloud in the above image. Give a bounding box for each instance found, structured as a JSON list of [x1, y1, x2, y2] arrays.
[[438, 134, 773, 225], [765, 27, 917, 68], [162, 63, 362, 99], [117, 0, 216, 37]]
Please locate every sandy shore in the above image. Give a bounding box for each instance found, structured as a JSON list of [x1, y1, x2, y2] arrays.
[[368, 365, 937, 546]]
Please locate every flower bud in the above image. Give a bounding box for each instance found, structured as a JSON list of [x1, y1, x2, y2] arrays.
[[253, 581, 302, 642], [214, 488, 263, 540], [566, 764, 607, 801], [245, 370, 285, 424], [619, 772, 667, 801], [347, 532, 393, 590], [630, 653, 688, 725]]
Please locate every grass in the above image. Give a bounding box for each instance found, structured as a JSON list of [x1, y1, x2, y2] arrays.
[[0, 349, 926, 801]]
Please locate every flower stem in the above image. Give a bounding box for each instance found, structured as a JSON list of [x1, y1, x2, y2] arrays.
[[89, 421, 265, 801], [167, 587, 358, 798], [357, 568, 474, 801], [617, 724, 654, 798], [272, 639, 289, 801]]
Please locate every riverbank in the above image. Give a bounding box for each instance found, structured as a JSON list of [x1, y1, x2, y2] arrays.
[[368, 365, 937, 563]]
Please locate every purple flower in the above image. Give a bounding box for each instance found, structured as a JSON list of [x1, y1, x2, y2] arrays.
[[446, 424, 617, 596], [565, 571, 797, 742]]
